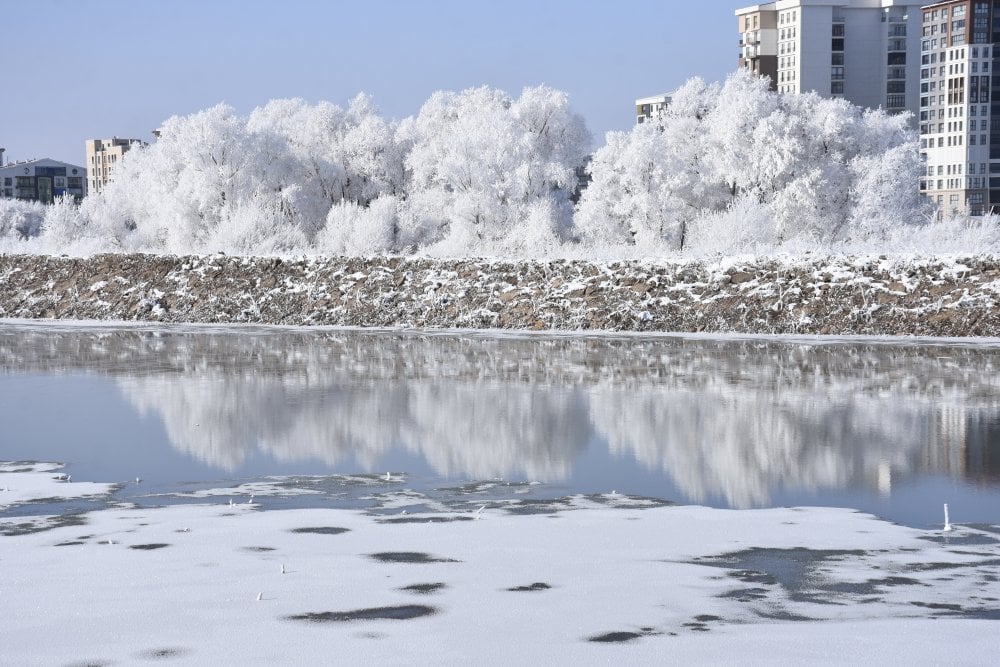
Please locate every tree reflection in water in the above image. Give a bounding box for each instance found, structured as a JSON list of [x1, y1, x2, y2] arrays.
[[2, 326, 999, 507]]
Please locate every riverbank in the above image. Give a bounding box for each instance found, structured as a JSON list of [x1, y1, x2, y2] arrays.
[[1, 253, 998, 336]]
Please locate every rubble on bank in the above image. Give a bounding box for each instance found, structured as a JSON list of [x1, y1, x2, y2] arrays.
[[1, 253, 998, 337]]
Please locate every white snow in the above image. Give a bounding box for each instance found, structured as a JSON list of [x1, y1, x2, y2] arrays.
[[0, 462, 117, 509], [1, 464, 997, 664]]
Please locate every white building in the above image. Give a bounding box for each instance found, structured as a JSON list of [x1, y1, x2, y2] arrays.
[[736, 1, 924, 119], [918, 0, 996, 217], [0, 158, 87, 203], [635, 93, 673, 125]]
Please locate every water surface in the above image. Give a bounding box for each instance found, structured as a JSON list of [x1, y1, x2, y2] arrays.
[[2, 323, 998, 527]]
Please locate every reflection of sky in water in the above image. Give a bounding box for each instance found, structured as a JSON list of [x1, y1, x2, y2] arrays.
[[1, 324, 999, 527]]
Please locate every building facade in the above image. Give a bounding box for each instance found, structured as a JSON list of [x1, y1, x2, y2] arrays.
[[85, 137, 145, 194], [738, 4, 780, 88], [736, 1, 923, 118], [0, 158, 87, 203], [635, 93, 673, 125], [918, 1, 995, 216]]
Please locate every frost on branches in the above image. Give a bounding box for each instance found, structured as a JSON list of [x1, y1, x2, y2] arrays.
[[576, 71, 932, 255], [2, 71, 988, 259]]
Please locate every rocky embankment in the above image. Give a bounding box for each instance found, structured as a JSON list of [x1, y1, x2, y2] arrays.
[[1, 253, 999, 336]]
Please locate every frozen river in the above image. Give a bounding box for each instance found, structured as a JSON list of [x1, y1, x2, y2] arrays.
[[2, 322, 998, 528]]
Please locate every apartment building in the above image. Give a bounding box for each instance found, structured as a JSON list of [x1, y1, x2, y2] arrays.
[[736, 1, 923, 117], [85, 137, 145, 194], [0, 158, 87, 203], [635, 93, 673, 125], [738, 4, 779, 88], [918, 1, 995, 216]]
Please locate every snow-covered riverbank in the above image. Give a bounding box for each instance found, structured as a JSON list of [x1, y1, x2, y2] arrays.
[[2, 253, 999, 336], [1, 463, 998, 664]]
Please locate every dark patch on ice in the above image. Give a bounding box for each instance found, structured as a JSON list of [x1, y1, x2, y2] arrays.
[[242, 546, 276, 552], [726, 570, 777, 586], [286, 605, 436, 622], [754, 609, 815, 621], [682, 622, 711, 632], [584, 493, 673, 508], [370, 551, 460, 563], [817, 575, 925, 596], [507, 582, 551, 592], [502, 499, 572, 515], [910, 601, 963, 611], [54, 540, 86, 546], [693, 614, 721, 622], [130, 543, 170, 550], [65, 661, 111, 667], [376, 515, 473, 524], [718, 587, 771, 602], [918, 533, 999, 546], [0, 512, 87, 536], [290, 526, 350, 535], [137, 647, 190, 659], [694, 548, 868, 602], [872, 576, 924, 587], [588, 631, 642, 643], [906, 558, 1000, 572], [399, 582, 446, 594]]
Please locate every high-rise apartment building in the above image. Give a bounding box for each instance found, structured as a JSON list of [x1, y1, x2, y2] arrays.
[[917, 1, 995, 216], [736, 1, 923, 117], [85, 137, 145, 194]]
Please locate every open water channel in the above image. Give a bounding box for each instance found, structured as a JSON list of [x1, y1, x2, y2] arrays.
[[1, 322, 999, 528]]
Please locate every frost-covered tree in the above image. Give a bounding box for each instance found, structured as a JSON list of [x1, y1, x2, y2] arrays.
[[247, 94, 406, 241], [577, 70, 930, 255], [27, 76, 947, 259], [0, 199, 45, 242], [398, 85, 590, 255]]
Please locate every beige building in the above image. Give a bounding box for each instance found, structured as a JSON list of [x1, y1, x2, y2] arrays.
[[85, 137, 145, 194], [737, 4, 779, 89]]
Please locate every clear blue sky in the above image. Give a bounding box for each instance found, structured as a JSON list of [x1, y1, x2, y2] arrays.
[[4, 0, 736, 165]]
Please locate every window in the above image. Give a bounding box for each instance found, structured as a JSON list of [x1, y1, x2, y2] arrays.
[[2, 177, 9, 187], [832, 66, 844, 80], [831, 82, 844, 94], [832, 38, 845, 51]]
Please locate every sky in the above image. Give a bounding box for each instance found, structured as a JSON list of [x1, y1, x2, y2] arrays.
[[3, 0, 737, 166]]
